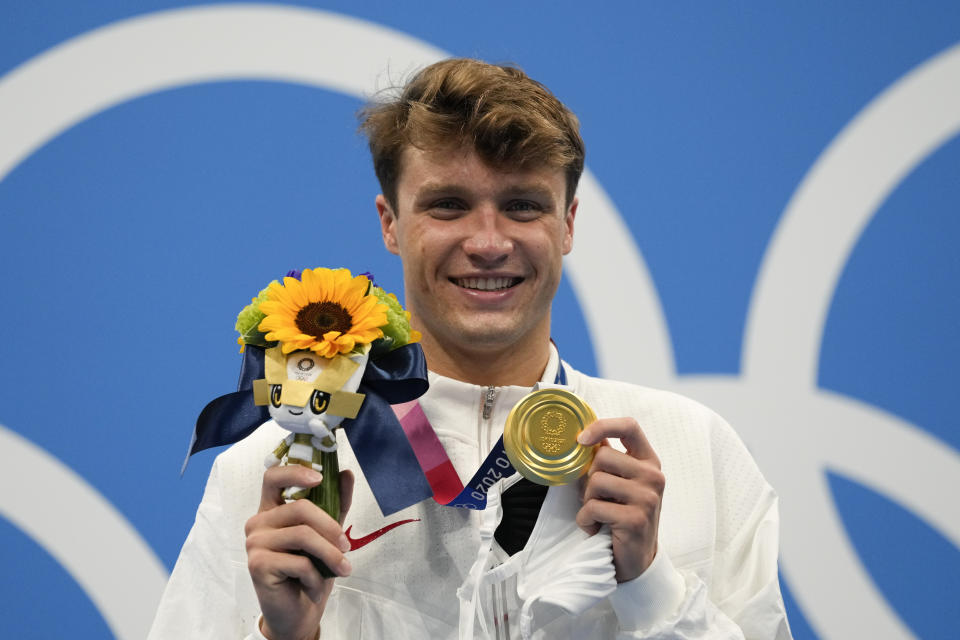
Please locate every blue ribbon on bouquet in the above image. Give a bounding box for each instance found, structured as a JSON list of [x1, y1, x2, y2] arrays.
[[184, 343, 433, 516]]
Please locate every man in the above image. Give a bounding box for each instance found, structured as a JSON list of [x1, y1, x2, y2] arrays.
[[150, 59, 792, 639]]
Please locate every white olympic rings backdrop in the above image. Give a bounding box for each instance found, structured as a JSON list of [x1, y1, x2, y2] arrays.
[[1, 4, 958, 639]]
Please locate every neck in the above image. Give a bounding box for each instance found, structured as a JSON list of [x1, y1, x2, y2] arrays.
[[419, 333, 551, 387]]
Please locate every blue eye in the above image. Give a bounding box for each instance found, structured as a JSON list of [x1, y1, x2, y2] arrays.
[[505, 201, 543, 219], [428, 199, 467, 220], [270, 384, 282, 408]]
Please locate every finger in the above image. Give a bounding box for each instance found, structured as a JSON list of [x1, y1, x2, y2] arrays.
[[249, 525, 352, 578], [260, 465, 324, 511], [338, 469, 355, 524], [585, 470, 664, 511], [576, 498, 632, 533], [577, 496, 655, 532], [582, 470, 638, 505], [249, 499, 348, 550], [588, 448, 666, 492], [247, 548, 326, 598], [578, 417, 657, 462], [587, 446, 647, 480]]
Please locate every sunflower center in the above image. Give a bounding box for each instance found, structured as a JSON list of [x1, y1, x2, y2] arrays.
[[296, 301, 353, 337]]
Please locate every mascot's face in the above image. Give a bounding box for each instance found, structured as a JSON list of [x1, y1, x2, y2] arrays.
[[267, 385, 332, 433], [267, 350, 367, 434]]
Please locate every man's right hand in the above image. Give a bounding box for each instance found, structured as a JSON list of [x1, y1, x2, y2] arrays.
[[245, 465, 355, 640]]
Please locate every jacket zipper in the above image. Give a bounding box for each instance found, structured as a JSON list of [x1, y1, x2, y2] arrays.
[[480, 385, 512, 638], [482, 386, 497, 420], [479, 385, 497, 454]]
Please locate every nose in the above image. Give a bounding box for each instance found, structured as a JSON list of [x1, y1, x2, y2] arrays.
[[462, 207, 513, 265]]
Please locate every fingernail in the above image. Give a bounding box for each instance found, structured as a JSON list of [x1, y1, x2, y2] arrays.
[[338, 557, 352, 576], [577, 431, 593, 445], [307, 470, 323, 483], [337, 534, 350, 553]]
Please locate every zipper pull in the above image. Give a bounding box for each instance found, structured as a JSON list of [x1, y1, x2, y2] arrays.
[[482, 386, 497, 420]]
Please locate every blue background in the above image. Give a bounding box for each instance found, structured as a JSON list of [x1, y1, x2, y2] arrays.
[[1, 2, 958, 638]]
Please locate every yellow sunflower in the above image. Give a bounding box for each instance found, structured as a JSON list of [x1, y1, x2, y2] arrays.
[[258, 268, 389, 357]]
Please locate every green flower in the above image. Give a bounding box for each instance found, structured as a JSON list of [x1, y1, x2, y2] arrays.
[[235, 282, 277, 350], [369, 287, 421, 358]]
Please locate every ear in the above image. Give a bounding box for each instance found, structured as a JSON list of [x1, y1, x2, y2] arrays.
[[562, 196, 577, 255], [376, 194, 400, 256]]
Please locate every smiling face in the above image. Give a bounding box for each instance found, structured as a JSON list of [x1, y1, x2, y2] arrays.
[[265, 350, 368, 435], [267, 383, 332, 434], [377, 145, 576, 380]]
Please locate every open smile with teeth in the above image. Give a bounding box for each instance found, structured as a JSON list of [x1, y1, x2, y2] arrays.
[[452, 277, 523, 291]]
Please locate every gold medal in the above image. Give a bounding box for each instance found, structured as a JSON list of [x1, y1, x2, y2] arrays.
[[503, 388, 597, 486]]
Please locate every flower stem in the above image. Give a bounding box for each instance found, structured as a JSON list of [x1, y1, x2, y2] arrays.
[[305, 448, 340, 578]]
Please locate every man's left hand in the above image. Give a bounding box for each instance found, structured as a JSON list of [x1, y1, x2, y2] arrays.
[[575, 417, 664, 583]]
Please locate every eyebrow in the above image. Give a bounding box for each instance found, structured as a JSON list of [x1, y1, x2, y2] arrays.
[[414, 182, 558, 203], [504, 184, 557, 203], [414, 182, 470, 200]]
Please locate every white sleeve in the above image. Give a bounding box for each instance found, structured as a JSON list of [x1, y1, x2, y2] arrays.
[[607, 487, 792, 639], [148, 457, 255, 639]]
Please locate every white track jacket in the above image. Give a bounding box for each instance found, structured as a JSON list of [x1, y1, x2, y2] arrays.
[[150, 348, 792, 639]]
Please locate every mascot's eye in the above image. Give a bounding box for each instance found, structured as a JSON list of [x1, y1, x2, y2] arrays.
[[310, 390, 330, 415], [270, 384, 282, 408]]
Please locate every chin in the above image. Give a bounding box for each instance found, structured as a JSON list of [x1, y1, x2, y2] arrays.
[[446, 320, 533, 351]]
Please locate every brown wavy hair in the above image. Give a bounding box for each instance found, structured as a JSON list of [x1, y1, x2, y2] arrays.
[[359, 58, 585, 210]]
